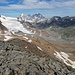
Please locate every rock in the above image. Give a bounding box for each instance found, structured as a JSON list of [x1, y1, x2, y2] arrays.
[[0, 40, 74, 75]]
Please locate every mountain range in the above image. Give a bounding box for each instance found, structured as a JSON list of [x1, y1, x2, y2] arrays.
[[18, 13, 75, 28]]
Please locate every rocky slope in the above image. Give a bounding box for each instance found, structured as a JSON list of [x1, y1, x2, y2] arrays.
[[0, 39, 75, 75]]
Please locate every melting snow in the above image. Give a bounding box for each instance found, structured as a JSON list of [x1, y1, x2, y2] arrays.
[[28, 39, 32, 43], [4, 36, 13, 41], [54, 51, 75, 68], [25, 46, 28, 49], [34, 31, 36, 34], [23, 36, 29, 40], [37, 46, 43, 51]]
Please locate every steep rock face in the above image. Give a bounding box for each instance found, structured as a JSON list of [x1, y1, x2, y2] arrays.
[[0, 39, 75, 75], [0, 21, 8, 33]]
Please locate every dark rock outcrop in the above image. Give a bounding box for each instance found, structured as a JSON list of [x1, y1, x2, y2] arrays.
[[0, 21, 8, 32]]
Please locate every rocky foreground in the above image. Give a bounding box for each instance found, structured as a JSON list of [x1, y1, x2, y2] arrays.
[[0, 39, 75, 75]]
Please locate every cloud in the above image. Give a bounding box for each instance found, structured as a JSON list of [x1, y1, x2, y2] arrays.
[[52, 0, 75, 7], [0, 0, 75, 11], [0, 0, 8, 4], [23, 0, 39, 4]]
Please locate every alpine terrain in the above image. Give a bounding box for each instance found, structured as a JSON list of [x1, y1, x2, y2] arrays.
[[0, 13, 75, 75]]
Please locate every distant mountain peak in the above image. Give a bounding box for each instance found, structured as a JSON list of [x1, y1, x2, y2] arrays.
[[19, 13, 45, 19], [32, 13, 45, 18], [18, 13, 45, 23], [20, 13, 25, 17]]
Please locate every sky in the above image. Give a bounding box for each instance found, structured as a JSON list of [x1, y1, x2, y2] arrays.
[[0, 0, 75, 18]]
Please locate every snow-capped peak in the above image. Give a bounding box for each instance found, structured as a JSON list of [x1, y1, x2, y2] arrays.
[[0, 15, 6, 19], [18, 13, 45, 23], [20, 13, 25, 17], [32, 13, 45, 19]]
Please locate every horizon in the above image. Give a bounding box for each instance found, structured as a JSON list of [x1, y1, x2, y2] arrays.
[[0, 0, 75, 18], [0, 12, 75, 18]]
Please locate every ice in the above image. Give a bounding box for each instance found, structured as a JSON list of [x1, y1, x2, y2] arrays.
[[0, 16, 33, 35]]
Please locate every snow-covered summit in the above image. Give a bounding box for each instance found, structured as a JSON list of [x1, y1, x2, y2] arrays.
[[17, 13, 45, 23], [20, 13, 25, 17]]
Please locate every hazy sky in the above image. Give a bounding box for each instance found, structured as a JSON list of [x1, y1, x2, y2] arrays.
[[0, 0, 75, 17]]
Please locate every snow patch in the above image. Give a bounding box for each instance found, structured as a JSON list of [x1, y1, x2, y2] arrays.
[[55, 18, 58, 21], [27, 26, 29, 28], [71, 18, 73, 20], [54, 51, 75, 68], [17, 35, 22, 36], [28, 39, 32, 43], [50, 26, 52, 28], [23, 36, 29, 40], [39, 33, 42, 37], [34, 31, 36, 34], [37, 46, 43, 51], [4, 36, 13, 41], [30, 30, 33, 32], [25, 46, 28, 49]]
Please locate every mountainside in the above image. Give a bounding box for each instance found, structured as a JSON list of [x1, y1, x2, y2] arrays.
[[0, 14, 75, 75], [17, 13, 75, 41], [0, 38, 75, 75]]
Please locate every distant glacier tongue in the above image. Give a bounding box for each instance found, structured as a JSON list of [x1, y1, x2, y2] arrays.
[[0, 16, 32, 34]]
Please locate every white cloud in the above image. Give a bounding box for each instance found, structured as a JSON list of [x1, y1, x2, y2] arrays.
[[51, 0, 75, 8], [23, 0, 39, 4], [0, 0, 75, 11]]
